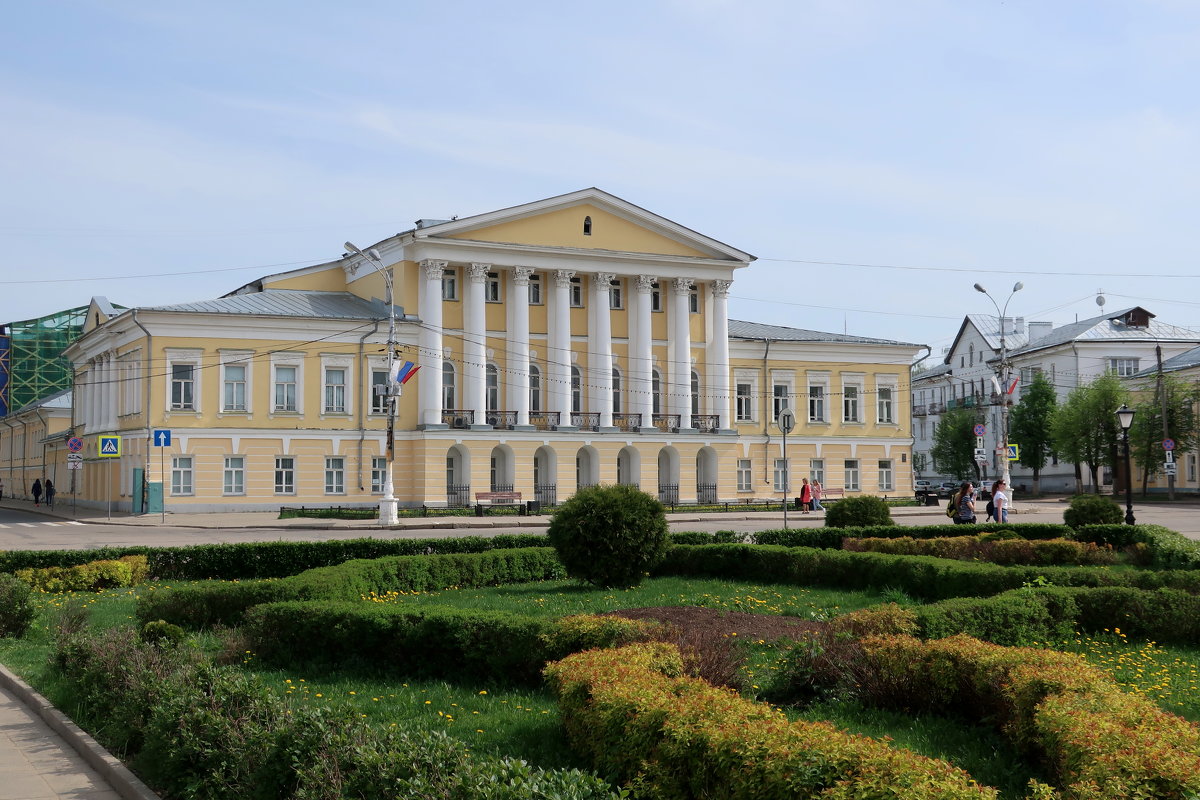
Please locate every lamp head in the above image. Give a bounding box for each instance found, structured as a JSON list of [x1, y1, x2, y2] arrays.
[[344, 241, 361, 255], [973, 283, 986, 294], [368, 248, 382, 262], [1116, 404, 1136, 431], [1012, 281, 1024, 293]]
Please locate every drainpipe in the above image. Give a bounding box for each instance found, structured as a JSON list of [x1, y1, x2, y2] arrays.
[[19, 415, 30, 496], [34, 407, 49, 483], [761, 338, 772, 486], [355, 319, 382, 491], [132, 311, 154, 513], [1, 417, 15, 498], [909, 345, 932, 475]]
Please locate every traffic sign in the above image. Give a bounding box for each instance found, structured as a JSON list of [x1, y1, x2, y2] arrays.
[[1163, 438, 1176, 451], [1007, 444, 1020, 461], [777, 407, 795, 435], [98, 435, 121, 457], [67, 461, 82, 470], [66, 453, 83, 463], [153, 429, 172, 447], [974, 448, 988, 458], [1164, 462, 1178, 476], [66, 437, 83, 453], [1165, 450, 1175, 463], [973, 424, 987, 436]]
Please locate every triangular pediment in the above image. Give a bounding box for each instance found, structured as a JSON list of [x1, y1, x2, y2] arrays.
[[81, 296, 124, 334], [419, 188, 754, 263]]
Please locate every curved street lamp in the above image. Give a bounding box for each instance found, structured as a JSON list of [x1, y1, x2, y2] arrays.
[[973, 282, 1023, 492], [1116, 403, 1136, 525]]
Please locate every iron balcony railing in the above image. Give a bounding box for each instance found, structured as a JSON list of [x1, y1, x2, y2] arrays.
[[570, 412, 601, 431], [658, 483, 679, 505], [612, 413, 641, 432], [485, 410, 517, 430], [691, 414, 719, 433], [529, 411, 560, 430], [534, 483, 557, 507], [652, 414, 680, 433], [696, 483, 718, 504], [442, 410, 475, 428]]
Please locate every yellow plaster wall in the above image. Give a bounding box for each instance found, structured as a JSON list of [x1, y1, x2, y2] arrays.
[[263, 266, 349, 293]]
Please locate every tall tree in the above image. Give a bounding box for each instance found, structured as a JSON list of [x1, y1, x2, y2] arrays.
[[1129, 374, 1199, 495], [931, 406, 979, 482], [1008, 371, 1057, 496], [1051, 374, 1128, 493]]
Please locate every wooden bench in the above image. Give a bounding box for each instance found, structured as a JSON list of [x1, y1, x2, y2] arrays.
[[819, 488, 845, 501], [475, 491, 521, 505]]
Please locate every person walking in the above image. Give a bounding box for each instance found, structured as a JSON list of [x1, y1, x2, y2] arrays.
[[31, 478, 43, 506], [44, 478, 56, 509], [989, 479, 1008, 523], [810, 479, 824, 512], [799, 478, 812, 512], [0, 475, 4, 500], [953, 481, 976, 524]]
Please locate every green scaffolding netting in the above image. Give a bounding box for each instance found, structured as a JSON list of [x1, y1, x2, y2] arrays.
[[3, 306, 89, 414]]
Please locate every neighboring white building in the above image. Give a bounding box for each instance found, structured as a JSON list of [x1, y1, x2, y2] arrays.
[[913, 306, 1200, 493]]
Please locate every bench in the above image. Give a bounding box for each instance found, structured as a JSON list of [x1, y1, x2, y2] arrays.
[[475, 491, 521, 505], [819, 488, 845, 500]]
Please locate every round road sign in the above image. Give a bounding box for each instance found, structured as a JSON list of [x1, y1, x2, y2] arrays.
[[777, 407, 796, 435], [1163, 438, 1176, 451], [973, 424, 986, 436], [66, 437, 83, 453]]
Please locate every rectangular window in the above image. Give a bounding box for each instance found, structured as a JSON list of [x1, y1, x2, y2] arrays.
[[325, 457, 345, 494], [808, 386, 825, 422], [609, 278, 623, 309], [772, 384, 789, 421], [171, 456, 193, 495], [528, 273, 542, 305], [371, 369, 388, 413], [878, 459, 894, 491], [274, 457, 295, 494], [651, 282, 662, 312], [809, 459, 825, 486], [737, 459, 753, 492], [222, 364, 246, 412], [689, 286, 699, 313], [845, 459, 860, 491], [274, 366, 297, 411], [371, 457, 388, 493], [485, 271, 501, 303], [171, 364, 194, 410], [843, 386, 860, 422], [1109, 358, 1140, 377], [442, 268, 458, 301], [324, 367, 347, 413], [569, 276, 583, 307], [773, 458, 789, 493], [877, 387, 894, 423], [1189, 453, 1197, 482], [735, 382, 753, 422], [223, 456, 245, 495]]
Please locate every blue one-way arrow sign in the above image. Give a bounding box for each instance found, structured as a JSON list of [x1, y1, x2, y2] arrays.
[[153, 429, 172, 447]]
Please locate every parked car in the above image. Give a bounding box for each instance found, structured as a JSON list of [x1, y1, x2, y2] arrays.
[[914, 480, 933, 494], [937, 481, 959, 498]]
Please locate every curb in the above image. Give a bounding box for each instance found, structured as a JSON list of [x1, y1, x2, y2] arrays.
[[0, 664, 162, 800]]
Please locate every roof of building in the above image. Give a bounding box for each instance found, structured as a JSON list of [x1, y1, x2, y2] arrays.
[[1005, 306, 1198, 357], [144, 290, 402, 319], [1130, 344, 1200, 378], [913, 363, 953, 383], [964, 314, 1031, 352], [728, 319, 922, 347], [9, 388, 72, 416]]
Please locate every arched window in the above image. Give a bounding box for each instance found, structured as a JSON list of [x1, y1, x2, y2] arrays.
[[485, 364, 499, 411], [571, 365, 582, 413], [442, 362, 456, 410], [583, 215, 592, 235], [690, 370, 700, 416], [612, 367, 623, 413], [651, 369, 662, 414], [529, 364, 542, 412]]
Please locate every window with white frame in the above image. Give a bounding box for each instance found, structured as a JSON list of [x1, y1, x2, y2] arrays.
[[273, 365, 297, 412], [170, 363, 195, 410], [878, 459, 894, 491], [324, 367, 347, 413], [843, 385, 861, 423], [223, 456, 245, 495], [845, 459, 860, 491], [442, 362, 456, 409], [688, 285, 699, 313], [486, 364, 499, 411], [120, 356, 142, 415], [569, 276, 583, 307], [485, 271, 501, 303], [808, 385, 825, 422], [528, 273, 542, 304], [274, 457, 295, 494], [877, 387, 894, 424], [325, 457, 345, 494], [773, 382, 790, 421], [773, 458, 790, 493], [612, 368, 623, 413], [171, 456, 193, 495], [371, 369, 388, 413], [736, 382, 753, 422], [691, 371, 700, 417], [371, 457, 387, 493], [809, 459, 825, 486], [652, 369, 663, 414], [737, 459, 753, 492], [609, 278, 623, 309], [442, 267, 458, 301], [529, 364, 542, 412], [571, 366, 582, 412], [1109, 358, 1140, 377], [222, 363, 247, 412]]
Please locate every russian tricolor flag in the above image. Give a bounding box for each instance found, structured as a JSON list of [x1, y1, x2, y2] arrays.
[[389, 360, 420, 385]]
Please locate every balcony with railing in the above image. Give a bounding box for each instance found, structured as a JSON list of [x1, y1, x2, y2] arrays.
[[691, 414, 719, 433], [529, 411, 560, 430], [442, 410, 475, 428], [651, 414, 680, 433], [612, 412, 641, 432], [913, 404, 927, 417], [485, 410, 517, 430], [570, 412, 601, 431]]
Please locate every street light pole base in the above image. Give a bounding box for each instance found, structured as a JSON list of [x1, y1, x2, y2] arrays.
[[379, 497, 399, 526]]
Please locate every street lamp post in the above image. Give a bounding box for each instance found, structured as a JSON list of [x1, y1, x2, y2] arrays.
[[974, 282, 1024, 493], [1116, 404, 1136, 525], [345, 241, 399, 526]]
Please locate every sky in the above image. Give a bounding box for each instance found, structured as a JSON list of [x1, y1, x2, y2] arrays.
[[3, 0, 1199, 359]]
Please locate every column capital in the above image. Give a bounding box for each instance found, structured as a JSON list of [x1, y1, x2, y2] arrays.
[[420, 259, 448, 280], [711, 279, 732, 298], [594, 271, 616, 286], [554, 269, 576, 288], [512, 266, 535, 285], [467, 263, 491, 282], [636, 275, 657, 293], [673, 277, 694, 296]]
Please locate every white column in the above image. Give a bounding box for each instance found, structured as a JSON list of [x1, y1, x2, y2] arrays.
[[711, 279, 732, 430], [511, 267, 534, 427], [101, 354, 114, 430], [672, 278, 694, 430], [85, 360, 97, 433], [419, 259, 447, 426], [465, 263, 489, 427], [591, 272, 615, 429], [551, 269, 575, 426], [107, 354, 119, 430], [634, 275, 655, 428]]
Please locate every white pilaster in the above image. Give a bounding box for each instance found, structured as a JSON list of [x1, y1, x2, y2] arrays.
[[711, 279, 732, 430], [672, 278, 694, 429], [634, 275, 655, 428], [592, 272, 615, 428], [466, 263, 489, 426], [419, 259, 447, 426], [511, 267, 534, 427], [552, 269, 575, 426]]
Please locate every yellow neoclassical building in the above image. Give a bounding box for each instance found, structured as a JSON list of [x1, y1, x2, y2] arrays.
[[50, 189, 922, 513]]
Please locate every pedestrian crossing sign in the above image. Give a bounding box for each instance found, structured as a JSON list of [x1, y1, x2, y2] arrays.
[[98, 435, 121, 457]]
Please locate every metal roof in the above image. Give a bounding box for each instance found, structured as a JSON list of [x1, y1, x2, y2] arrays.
[[1005, 306, 1199, 357], [9, 388, 72, 416], [964, 314, 1031, 352], [728, 319, 922, 347], [1131, 344, 1200, 378], [144, 290, 399, 320]]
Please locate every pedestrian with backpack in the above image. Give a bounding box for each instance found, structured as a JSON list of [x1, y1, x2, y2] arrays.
[[949, 481, 976, 524]]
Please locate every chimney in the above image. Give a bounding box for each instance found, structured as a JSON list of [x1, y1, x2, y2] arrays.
[[1014, 316, 1025, 335], [1027, 321, 1053, 343]]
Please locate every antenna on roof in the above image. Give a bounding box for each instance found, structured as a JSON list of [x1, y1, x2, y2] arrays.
[[1096, 289, 1106, 309]]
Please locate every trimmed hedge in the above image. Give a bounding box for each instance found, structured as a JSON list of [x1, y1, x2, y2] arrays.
[[136, 547, 565, 628], [15, 555, 149, 592], [544, 642, 997, 799], [0, 533, 549, 579], [655, 544, 1200, 601], [244, 604, 662, 684], [855, 634, 1200, 798], [1071, 524, 1200, 570], [843, 536, 1117, 566]]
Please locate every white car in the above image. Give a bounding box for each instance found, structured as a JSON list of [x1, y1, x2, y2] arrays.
[[914, 480, 933, 494]]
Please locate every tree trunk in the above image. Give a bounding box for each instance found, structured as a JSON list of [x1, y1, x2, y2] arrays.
[[1073, 462, 1083, 494], [1032, 469, 1041, 498], [1088, 464, 1100, 493]]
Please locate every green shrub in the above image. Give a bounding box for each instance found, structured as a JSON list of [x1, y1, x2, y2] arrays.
[[753, 528, 845, 548], [843, 535, 1118, 567], [1072, 523, 1200, 569], [823, 495, 895, 528], [140, 620, 187, 648], [1063, 493, 1123, 528], [15, 555, 148, 592], [548, 484, 668, 587], [0, 572, 35, 638]]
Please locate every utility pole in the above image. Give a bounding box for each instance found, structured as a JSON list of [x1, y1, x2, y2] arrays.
[[1157, 344, 1175, 500], [974, 282, 1024, 494]]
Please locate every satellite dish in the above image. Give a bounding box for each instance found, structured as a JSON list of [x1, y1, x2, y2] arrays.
[[1096, 292, 1106, 308]]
